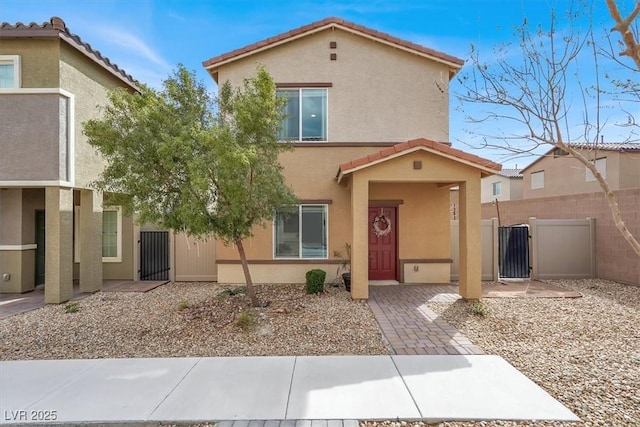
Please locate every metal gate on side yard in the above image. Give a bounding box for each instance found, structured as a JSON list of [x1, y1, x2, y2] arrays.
[[498, 225, 531, 278], [451, 218, 594, 280], [139, 231, 170, 280]]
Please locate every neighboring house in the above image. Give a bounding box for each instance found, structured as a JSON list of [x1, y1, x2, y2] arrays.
[[202, 17, 501, 299], [480, 168, 523, 203], [521, 143, 640, 199], [0, 17, 139, 303]]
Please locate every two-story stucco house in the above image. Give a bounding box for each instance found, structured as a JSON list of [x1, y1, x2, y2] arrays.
[[521, 143, 640, 199], [202, 17, 501, 299], [480, 168, 523, 203], [0, 17, 138, 303]]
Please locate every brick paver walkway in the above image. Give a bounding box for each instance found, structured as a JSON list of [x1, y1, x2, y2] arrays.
[[368, 284, 484, 355]]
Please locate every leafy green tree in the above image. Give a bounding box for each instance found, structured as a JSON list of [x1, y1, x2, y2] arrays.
[[85, 65, 297, 306]]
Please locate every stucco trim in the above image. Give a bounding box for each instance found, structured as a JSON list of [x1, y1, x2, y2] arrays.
[[0, 87, 73, 96], [277, 83, 333, 88], [217, 259, 342, 264], [401, 258, 453, 264], [0, 244, 37, 250], [368, 200, 404, 207], [337, 143, 501, 183], [299, 199, 333, 204], [0, 180, 73, 187], [293, 142, 399, 148]]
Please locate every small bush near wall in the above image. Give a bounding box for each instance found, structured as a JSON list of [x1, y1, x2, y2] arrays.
[[305, 269, 326, 294]]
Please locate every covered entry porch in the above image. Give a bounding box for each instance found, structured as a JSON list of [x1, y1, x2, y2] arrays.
[[336, 138, 501, 300]]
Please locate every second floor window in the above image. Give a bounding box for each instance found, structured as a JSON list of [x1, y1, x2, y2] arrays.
[[0, 55, 21, 88], [492, 182, 501, 196], [531, 171, 545, 189], [278, 88, 327, 142]]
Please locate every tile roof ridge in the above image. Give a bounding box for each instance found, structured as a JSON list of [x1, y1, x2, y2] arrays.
[[202, 16, 464, 70], [1, 17, 138, 90]]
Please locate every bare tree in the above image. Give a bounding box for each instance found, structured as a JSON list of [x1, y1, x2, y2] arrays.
[[457, 4, 640, 257], [606, 0, 640, 68]]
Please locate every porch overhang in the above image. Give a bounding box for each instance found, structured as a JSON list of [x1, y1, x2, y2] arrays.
[[337, 138, 501, 301], [336, 138, 501, 183]]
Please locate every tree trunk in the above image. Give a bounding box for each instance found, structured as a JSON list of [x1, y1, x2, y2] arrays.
[[235, 237, 260, 307]]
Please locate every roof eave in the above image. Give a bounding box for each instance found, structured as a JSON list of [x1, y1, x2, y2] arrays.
[[337, 145, 500, 182], [203, 21, 464, 77]]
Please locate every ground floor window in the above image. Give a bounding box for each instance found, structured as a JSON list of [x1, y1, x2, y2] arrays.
[[74, 205, 122, 262], [274, 204, 327, 259]]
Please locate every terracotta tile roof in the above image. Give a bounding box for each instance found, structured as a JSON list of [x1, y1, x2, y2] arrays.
[[1, 17, 138, 89], [337, 138, 501, 180], [203, 17, 464, 75]]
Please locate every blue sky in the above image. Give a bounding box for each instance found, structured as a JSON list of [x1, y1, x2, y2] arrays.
[[1, 0, 635, 167]]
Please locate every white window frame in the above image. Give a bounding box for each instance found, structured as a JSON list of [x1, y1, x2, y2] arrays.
[[273, 204, 329, 260], [586, 157, 607, 182], [531, 170, 545, 189], [277, 88, 328, 142], [74, 205, 122, 263], [102, 206, 122, 262], [0, 55, 21, 89], [492, 181, 501, 196]]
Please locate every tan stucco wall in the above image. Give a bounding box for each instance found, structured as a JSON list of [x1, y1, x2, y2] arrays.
[[0, 38, 60, 87], [59, 44, 126, 188], [0, 188, 44, 292], [522, 151, 631, 199], [0, 188, 23, 245], [218, 263, 337, 284], [216, 28, 451, 143], [620, 153, 640, 188], [0, 249, 35, 293], [481, 175, 523, 203], [215, 146, 482, 294]]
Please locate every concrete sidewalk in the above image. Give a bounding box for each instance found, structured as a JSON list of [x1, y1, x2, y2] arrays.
[[0, 355, 578, 425]]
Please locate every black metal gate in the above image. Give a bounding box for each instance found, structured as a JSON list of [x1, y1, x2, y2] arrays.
[[139, 231, 170, 280], [498, 225, 531, 278]]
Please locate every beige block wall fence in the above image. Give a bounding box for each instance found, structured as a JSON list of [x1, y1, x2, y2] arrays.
[[482, 187, 640, 285]]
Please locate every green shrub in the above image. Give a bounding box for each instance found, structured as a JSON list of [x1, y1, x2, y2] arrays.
[[63, 301, 80, 314], [471, 300, 489, 317], [236, 309, 257, 331], [305, 269, 326, 294], [177, 300, 190, 311], [219, 286, 247, 297]]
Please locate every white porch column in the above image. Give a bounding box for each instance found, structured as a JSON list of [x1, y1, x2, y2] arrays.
[[350, 175, 369, 299], [44, 187, 74, 304], [458, 179, 482, 299], [79, 189, 103, 293]]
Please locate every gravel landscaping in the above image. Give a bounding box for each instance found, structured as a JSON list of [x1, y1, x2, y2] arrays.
[[2, 278, 638, 426], [0, 282, 389, 359], [424, 278, 640, 426]]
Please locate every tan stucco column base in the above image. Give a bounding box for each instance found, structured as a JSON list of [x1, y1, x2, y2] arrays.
[[44, 187, 74, 304], [79, 190, 103, 293], [458, 180, 482, 300], [350, 175, 369, 299]]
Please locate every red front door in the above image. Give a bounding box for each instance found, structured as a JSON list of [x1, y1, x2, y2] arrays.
[[368, 207, 397, 280]]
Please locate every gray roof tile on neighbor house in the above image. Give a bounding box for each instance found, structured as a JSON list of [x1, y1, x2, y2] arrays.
[[498, 168, 523, 178], [0, 16, 138, 89], [566, 142, 640, 152]]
